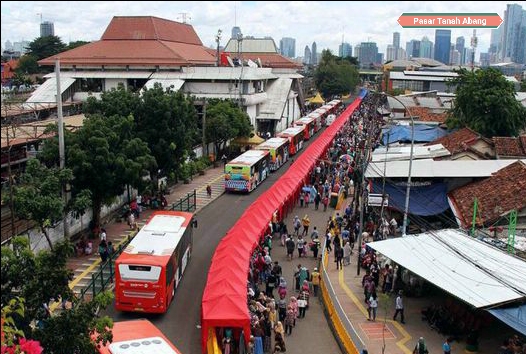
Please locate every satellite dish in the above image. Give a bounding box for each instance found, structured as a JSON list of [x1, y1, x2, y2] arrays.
[[247, 59, 257, 68], [227, 56, 235, 67], [256, 58, 263, 67]]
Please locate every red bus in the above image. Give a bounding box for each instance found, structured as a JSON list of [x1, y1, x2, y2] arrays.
[[97, 319, 182, 354], [114, 210, 195, 313], [254, 137, 289, 171], [294, 116, 318, 140], [277, 126, 305, 156]]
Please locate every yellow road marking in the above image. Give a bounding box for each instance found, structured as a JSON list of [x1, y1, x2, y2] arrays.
[[338, 261, 412, 353]]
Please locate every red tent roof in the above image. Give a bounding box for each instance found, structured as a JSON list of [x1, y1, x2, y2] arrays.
[[201, 96, 364, 352]]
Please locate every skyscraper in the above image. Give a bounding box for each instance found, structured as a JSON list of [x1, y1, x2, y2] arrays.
[[280, 37, 296, 58], [231, 26, 242, 39], [456, 36, 465, 64], [501, 3, 526, 64], [434, 29, 451, 65], [40, 21, 54, 37], [358, 42, 378, 68], [420, 36, 433, 59], [304, 45, 311, 65], [311, 42, 317, 66], [393, 32, 400, 59], [339, 42, 352, 58]]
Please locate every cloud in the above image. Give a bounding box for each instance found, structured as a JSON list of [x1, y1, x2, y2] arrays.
[[1, 1, 507, 60]]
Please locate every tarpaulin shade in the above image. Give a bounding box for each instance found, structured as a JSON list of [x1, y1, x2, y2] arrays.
[[382, 124, 449, 145], [488, 305, 526, 335], [201, 91, 365, 352], [371, 181, 450, 216]]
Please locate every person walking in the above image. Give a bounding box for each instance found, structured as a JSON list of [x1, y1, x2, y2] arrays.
[[393, 290, 405, 324], [367, 291, 378, 321], [414, 337, 429, 354], [311, 267, 320, 297], [443, 337, 452, 354], [206, 184, 212, 198], [301, 214, 310, 236], [335, 245, 344, 270]]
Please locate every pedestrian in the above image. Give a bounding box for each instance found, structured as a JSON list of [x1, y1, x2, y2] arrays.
[[443, 337, 452, 354], [297, 290, 308, 318], [335, 245, 343, 270], [206, 184, 212, 198], [285, 235, 295, 261], [414, 337, 429, 354], [322, 195, 329, 212], [367, 291, 378, 321], [293, 215, 301, 236], [325, 231, 332, 252], [314, 192, 321, 210], [311, 267, 320, 297], [127, 212, 135, 230], [299, 191, 305, 208], [297, 235, 305, 258], [98, 240, 108, 263], [301, 214, 310, 236], [393, 290, 405, 324], [107, 241, 115, 259], [99, 228, 107, 242], [311, 238, 320, 259], [343, 241, 352, 266]]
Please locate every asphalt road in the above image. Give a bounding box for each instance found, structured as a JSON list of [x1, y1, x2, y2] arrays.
[[102, 131, 342, 354]]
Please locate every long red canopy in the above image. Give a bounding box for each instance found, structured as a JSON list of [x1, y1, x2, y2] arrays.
[[201, 93, 365, 352]]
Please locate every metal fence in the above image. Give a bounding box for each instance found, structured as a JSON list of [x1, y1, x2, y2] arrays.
[[170, 190, 197, 212]]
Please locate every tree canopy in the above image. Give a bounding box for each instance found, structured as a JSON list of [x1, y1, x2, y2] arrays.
[[447, 68, 526, 137], [10, 159, 72, 249], [1, 237, 114, 353], [205, 99, 253, 157], [314, 49, 360, 99], [25, 36, 66, 61]]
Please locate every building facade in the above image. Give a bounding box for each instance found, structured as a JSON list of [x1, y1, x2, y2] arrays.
[[40, 21, 54, 37], [279, 37, 296, 58], [434, 29, 451, 65]]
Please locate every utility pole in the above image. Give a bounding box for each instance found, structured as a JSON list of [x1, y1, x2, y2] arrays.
[[5, 126, 16, 239], [56, 58, 68, 238], [215, 29, 222, 67], [202, 101, 207, 157]]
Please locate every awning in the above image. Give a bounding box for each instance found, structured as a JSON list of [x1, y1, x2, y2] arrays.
[[382, 124, 448, 144], [371, 181, 449, 216], [26, 77, 76, 103], [309, 92, 325, 104], [368, 229, 526, 308], [231, 134, 265, 146], [488, 305, 526, 335]]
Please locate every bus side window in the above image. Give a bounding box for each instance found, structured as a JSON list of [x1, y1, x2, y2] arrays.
[[166, 260, 174, 286]]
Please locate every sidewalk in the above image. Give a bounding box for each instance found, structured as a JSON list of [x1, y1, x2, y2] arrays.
[[63, 163, 226, 299]]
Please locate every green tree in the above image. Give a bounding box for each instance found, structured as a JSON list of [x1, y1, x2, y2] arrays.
[[520, 80, 526, 92], [314, 49, 359, 99], [1, 237, 114, 353], [447, 68, 526, 137], [16, 55, 39, 75], [70, 114, 156, 227], [26, 36, 66, 61], [205, 99, 252, 158], [10, 158, 72, 249], [65, 41, 90, 51], [83, 85, 139, 118], [134, 84, 198, 180]]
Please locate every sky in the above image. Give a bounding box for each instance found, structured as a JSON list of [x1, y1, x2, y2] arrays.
[[0, 1, 518, 60]]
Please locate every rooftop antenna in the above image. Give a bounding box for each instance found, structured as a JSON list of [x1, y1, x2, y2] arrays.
[[470, 29, 477, 71], [36, 12, 42, 24], [178, 12, 191, 24]]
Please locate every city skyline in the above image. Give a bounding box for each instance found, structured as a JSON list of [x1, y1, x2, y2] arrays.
[[1, 1, 513, 61]]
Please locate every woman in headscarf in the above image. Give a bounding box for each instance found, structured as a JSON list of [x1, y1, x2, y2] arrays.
[[278, 277, 287, 299], [414, 337, 428, 354], [274, 321, 286, 352]]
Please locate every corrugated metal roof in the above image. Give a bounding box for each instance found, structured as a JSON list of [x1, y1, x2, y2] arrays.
[[26, 77, 76, 103], [371, 144, 450, 162], [369, 229, 526, 308], [44, 71, 154, 79], [365, 159, 526, 178]]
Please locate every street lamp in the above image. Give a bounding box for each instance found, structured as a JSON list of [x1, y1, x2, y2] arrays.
[[375, 91, 414, 237], [215, 29, 222, 67]]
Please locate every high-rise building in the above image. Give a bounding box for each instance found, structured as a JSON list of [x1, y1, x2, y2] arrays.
[[489, 27, 502, 55], [339, 42, 352, 58], [393, 32, 400, 59], [357, 42, 378, 68], [456, 36, 465, 64], [304, 45, 311, 65], [4, 40, 13, 51], [311, 42, 317, 66], [231, 26, 242, 39], [406, 40, 421, 58], [501, 3, 526, 64], [420, 36, 433, 59], [13, 41, 30, 54], [280, 37, 296, 58], [450, 44, 461, 65], [386, 45, 395, 61], [40, 21, 54, 37], [434, 29, 451, 65]]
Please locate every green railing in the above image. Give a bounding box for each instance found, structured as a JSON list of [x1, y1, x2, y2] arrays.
[[76, 191, 197, 303], [170, 190, 197, 212], [77, 234, 133, 303]]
